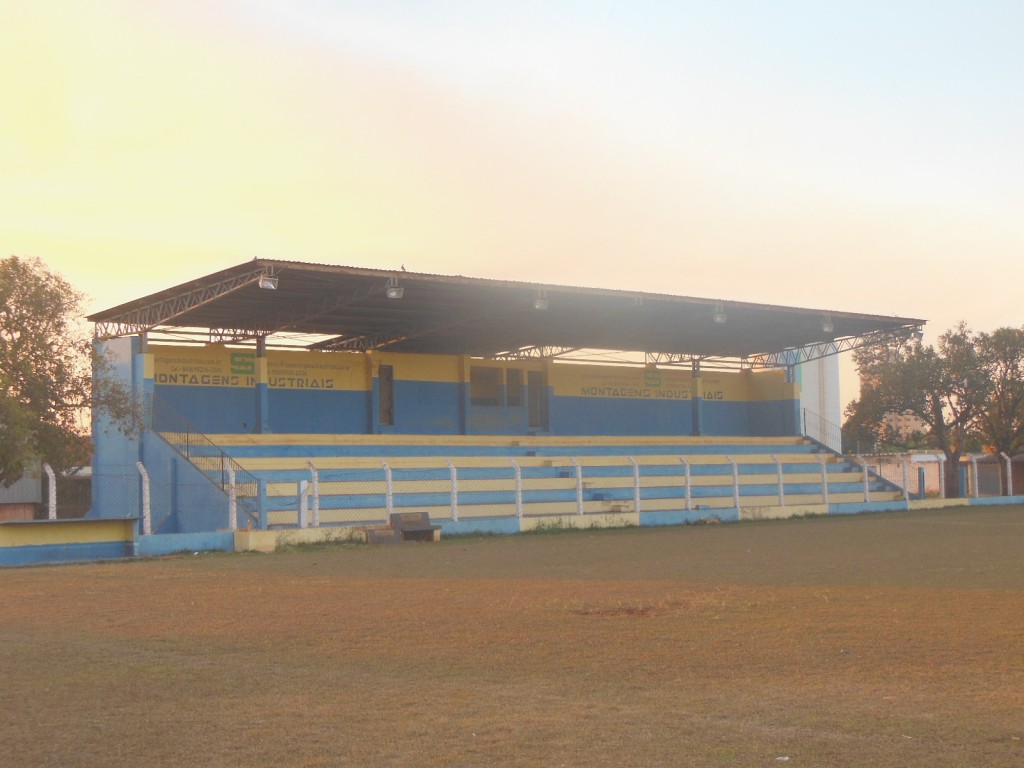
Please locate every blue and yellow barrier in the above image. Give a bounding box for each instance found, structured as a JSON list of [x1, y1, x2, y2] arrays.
[[0, 518, 137, 567]]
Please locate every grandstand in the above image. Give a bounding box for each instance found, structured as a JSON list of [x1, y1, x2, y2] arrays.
[[87, 259, 922, 535]]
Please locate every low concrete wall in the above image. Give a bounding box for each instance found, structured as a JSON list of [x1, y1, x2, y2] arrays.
[[6, 495, 1024, 564], [0, 518, 137, 567], [741, 503, 828, 521], [964, 494, 1024, 507], [641, 509, 737, 526], [137, 531, 235, 558], [519, 512, 640, 532], [234, 526, 365, 553]]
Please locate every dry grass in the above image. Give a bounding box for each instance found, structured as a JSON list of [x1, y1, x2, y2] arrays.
[[2, 506, 1023, 767]]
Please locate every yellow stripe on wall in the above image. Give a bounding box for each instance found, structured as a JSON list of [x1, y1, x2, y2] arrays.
[[0, 519, 135, 547], [152, 344, 368, 390]]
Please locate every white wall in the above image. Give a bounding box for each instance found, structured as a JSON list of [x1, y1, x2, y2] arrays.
[[797, 354, 842, 451]]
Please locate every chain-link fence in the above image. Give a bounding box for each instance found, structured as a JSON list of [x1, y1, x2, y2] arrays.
[[854, 453, 1018, 499], [85, 449, 1024, 534], [263, 456, 872, 528]]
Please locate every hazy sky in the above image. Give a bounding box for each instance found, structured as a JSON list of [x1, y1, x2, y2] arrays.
[[3, 1, 1023, 403]]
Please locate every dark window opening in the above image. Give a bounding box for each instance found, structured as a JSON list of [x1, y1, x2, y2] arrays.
[[378, 364, 394, 425], [470, 366, 503, 406], [528, 370, 548, 429], [506, 368, 524, 407]]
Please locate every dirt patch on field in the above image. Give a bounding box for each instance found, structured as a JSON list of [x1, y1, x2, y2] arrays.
[[2, 507, 1023, 767]]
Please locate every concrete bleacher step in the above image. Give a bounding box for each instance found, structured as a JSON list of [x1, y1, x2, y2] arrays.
[[182, 433, 905, 528]]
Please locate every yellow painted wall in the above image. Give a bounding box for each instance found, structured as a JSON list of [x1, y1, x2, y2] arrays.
[[368, 351, 463, 383], [0, 518, 136, 547], [153, 345, 367, 390], [698, 372, 748, 402], [747, 369, 799, 401], [152, 344, 798, 403], [549, 364, 695, 400]]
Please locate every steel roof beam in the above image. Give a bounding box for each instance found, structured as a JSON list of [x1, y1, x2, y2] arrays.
[[308, 334, 408, 352], [93, 266, 279, 339], [746, 326, 922, 368], [490, 346, 580, 360]]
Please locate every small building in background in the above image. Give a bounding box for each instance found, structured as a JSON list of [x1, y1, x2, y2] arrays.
[[0, 463, 41, 522]]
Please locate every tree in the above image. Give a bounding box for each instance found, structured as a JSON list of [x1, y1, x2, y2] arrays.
[[0, 256, 139, 485], [974, 327, 1024, 460], [844, 324, 990, 497]]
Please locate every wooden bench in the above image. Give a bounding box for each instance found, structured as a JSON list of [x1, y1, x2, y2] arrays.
[[390, 512, 442, 542]]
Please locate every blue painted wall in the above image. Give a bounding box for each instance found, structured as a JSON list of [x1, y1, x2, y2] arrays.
[[269, 389, 370, 434], [467, 405, 529, 435], [697, 401, 749, 436], [154, 386, 254, 433], [748, 399, 801, 438], [91, 336, 142, 520], [103, 342, 802, 446], [549, 395, 694, 436], [141, 432, 234, 534], [381, 380, 463, 434]]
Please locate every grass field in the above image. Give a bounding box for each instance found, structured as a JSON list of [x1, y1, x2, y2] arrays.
[[2, 506, 1023, 767]]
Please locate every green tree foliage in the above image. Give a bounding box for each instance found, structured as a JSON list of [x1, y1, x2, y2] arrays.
[[0, 256, 139, 485], [974, 327, 1024, 460], [844, 324, 990, 497]]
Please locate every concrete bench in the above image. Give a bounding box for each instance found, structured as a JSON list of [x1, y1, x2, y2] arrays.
[[390, 512, 441, 542]]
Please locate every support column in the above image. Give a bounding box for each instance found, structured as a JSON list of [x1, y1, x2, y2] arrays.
[[690, 359, 703, 436], [135, 333, 155, 464], [786, 364, 800, 436], [255, 335, 270, 434]]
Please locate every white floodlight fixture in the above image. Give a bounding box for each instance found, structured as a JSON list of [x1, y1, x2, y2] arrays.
[[822, 316, 834, 334], [712, 304, 727, 324], [385, 276, 404, 299], [258, 275, 278, 290], [533, 290, 548, 310]]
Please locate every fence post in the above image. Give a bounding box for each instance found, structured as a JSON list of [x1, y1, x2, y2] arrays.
[[970, 455, 980, 498], [227, 466, 238, 532], [298, 481, 309, 528], [857, 455, 870, 502], [136, 461, 151, 535], [899, 458, 910, 502], [382, 461, 394, 521], [937, 456, 946, 499], [257, 479, 268, 530], [447, 461, 459, 522], [510, 459, 523, 519], [818, 454, 830, 506], [628, 457, 641, 514], [307, 462, 320, 527], [571, 458, 584, 515], [679, 457, 692, 511], [917, 467, 926, 500], [727, 456, 740, 510], [1000, 452, 1013, 496], [772, 456, 785, 507], [42, 463, 57, 521]]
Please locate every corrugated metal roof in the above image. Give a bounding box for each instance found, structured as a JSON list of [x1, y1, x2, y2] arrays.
[[89, 258, 924, 362]]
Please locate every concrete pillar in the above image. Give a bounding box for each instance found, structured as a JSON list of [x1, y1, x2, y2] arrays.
[[255, 335, 270, 433]]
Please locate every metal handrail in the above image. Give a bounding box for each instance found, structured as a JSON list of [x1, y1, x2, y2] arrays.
[[151, 394, 260, 526]]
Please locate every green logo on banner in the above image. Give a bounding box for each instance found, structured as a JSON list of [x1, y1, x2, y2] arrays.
[[230, 351, 255, 375]]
